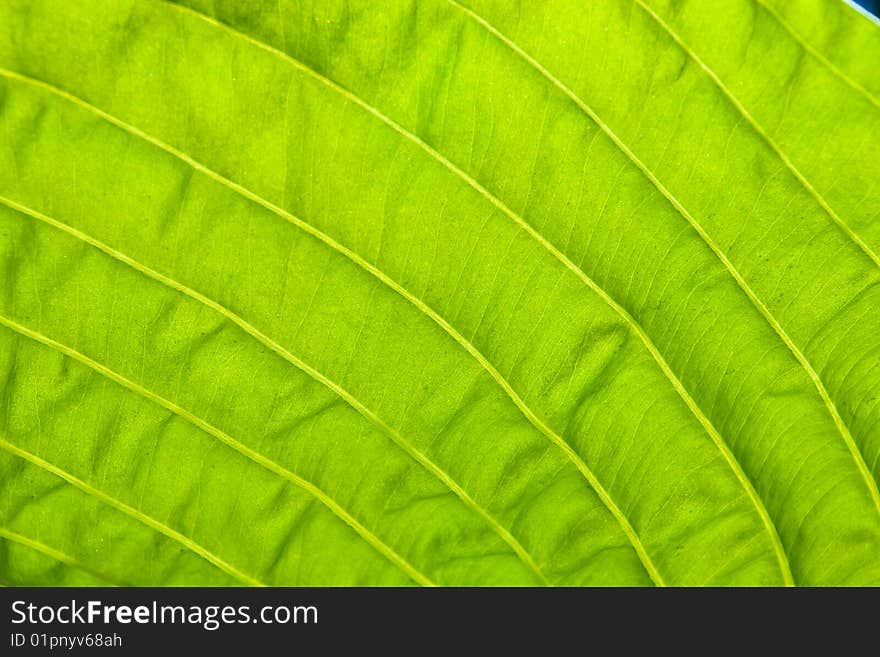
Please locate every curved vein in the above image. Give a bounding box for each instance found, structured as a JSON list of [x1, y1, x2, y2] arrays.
[[0, 67, 664, 586], [753, 0, 880, 111], [635, 0, 880, 270], [0, 438, 261, 586], [0, 193, 549, 586], [151, 0, 795, 583], [633, 0, 880, 508], [0, 527, 123, 585], [442, 0, 880, 516], [160, 0, 794, 585], [152, 0, 820, 584], [0, 315, 433, 587]]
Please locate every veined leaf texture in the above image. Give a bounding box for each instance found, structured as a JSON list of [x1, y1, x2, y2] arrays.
[[0, 0, 879, 587]]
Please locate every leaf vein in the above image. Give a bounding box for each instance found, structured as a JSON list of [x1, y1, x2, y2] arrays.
[[0, 527, 124, 586], [0, 315, 433, 587], [0, 438, 262, 586], [0, 66, 663, 585], [754, 0, 880, 111], [0, 193, 549, 586], [633, 0, 880, 508]]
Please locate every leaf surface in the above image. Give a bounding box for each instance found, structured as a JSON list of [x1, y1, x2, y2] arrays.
[[0, 0, 878, 586]]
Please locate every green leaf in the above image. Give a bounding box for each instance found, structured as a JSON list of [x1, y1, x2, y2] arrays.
[[0, 0, 878, 587]]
